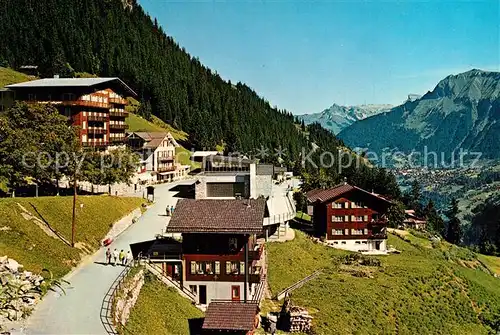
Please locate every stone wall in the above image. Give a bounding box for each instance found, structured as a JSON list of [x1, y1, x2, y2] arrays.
[[113, 269, 145, 327], [255, 175, 272, 198]]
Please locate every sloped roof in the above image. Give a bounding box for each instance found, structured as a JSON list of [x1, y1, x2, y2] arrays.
[[166, 198, 266, 234], [128, 132, 178, 149], [306, 183, 392, 204], [6, 77, 136, 96], [202, 302, 258, 331]]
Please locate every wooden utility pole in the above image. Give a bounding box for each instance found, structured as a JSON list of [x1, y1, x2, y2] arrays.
[[71, 176, 77, 247]]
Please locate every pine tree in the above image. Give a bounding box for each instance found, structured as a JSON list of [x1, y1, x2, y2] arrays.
[[445, 198, 462, 244]]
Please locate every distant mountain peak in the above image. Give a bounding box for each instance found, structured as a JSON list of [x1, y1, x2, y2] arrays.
[[299, 103, 393, 134]]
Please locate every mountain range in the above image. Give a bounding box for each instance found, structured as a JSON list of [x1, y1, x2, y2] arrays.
[[299, 104, 393, 134], [338, 69, 500, 162]]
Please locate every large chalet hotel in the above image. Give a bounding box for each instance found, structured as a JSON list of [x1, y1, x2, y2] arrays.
[[307, 183, 392, 252], [2, 77, 135, 147]]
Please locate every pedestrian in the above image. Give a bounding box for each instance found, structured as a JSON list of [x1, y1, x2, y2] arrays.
[[119, 249, 125, 265], [170, 205, 174, 214], [106, 248, 111, 265], [126, 251, 133, 266], [166, 206, 170, 216], [113, 249, 118, 266]]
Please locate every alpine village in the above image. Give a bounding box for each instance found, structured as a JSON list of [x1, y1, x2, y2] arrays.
[[0, 1, 499, 335]]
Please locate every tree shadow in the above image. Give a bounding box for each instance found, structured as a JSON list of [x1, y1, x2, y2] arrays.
[[29, 203, 72, 247], [188, 317, 204, 335], [169, 184, 195, 199]]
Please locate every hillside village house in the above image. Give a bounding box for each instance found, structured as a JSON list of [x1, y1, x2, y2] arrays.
[[404, 209, 427, 230], [202, 301, 260, 334], [126, 131, 188, 183], [132, 198, 267, 306], [4, 77, 135, 148], [307, 183, 392, 252]]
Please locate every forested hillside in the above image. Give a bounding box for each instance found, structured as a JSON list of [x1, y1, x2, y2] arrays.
[[0, 0, 308, 155]]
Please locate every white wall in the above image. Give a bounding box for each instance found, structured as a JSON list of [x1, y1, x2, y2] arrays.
[[184, 281, 257, 305], [326, 239, 387, 252]]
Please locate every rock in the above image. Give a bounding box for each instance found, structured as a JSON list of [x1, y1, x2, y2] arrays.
[[0, 255, 7, 263], [5, 259, 21, 273], [22, 271, 32, 279]]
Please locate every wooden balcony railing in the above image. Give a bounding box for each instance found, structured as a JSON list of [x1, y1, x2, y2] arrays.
[[110, 137, 125, 143], [83, 140, 109, 147], [109, 110, 129, 118], [158, 156, 175, 162], [109, 97, 127, 105], [87, 115, 108, 122], [62, 100, 110, 109], [109, 123, 129, 130], [249, 244, 264, 261], [157, 166, 176, 173], [87, 127, 107, 134]]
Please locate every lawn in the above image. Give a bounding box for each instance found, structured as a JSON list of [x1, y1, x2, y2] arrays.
[[266, 230, 500, 334], [0, 195, 144, 277], [0, 67, 33, 87], [125, 274, 204, 335], [125, 111, 188, 142], [295, 211, 311, 222], [477, 254, 500, 276]]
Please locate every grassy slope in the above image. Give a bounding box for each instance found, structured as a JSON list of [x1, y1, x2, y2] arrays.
[[0, 66, 33, 87], [266, 231, 500, 335], [125, 275, 204, 335], [0, 196, 144, 277]]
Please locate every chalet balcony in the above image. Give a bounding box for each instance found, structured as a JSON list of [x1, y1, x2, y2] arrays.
[[158, 156, 175, 163], [83, 140, 109, 147], [62, 100, 110, 109], [186, 272, 261, 284], [109, 97, 127, 105], [249, 244, 264, 261], [368, 233, 387, 239], [109, 110, 129, 118], [110, 137, 125, 143], [109, 123, 129, 130], [87, 115, 107, 122], [157, 166, 176, 173], [87, 127, 107, 134]]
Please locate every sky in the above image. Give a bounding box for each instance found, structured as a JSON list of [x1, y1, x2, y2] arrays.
[[138, 0, 500, 115]]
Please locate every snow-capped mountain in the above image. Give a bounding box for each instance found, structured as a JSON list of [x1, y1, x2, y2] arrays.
[[298, 104, 393, 134]]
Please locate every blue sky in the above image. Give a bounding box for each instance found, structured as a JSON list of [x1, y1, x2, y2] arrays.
[[138, 0, 499, 115]]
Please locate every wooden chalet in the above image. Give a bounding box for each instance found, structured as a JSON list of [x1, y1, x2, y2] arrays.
[[404, 210, 427, 230], [152, 198, 268, 306], [5, 77, 136, 148], [307, 183, 392, 252]]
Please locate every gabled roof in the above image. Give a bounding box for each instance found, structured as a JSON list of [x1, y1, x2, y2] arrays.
[[6, 77, 137, 96], [127, 132, 178, 150], [202, 302, 259, 331], [306, 183, 392, 205], [166, 198, 266, 234]]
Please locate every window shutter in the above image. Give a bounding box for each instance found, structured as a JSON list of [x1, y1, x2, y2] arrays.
[[226, 261, 231, 274], [240, 262, 245, 274], [344, 202, 349, 209], [190, 261, 196, 274], [364, 228, 368, 235], [345, 215, 349, 222], [331, 215, 335, 222], [345, 228, 349, 235], [215, 261, 220, 274], [351, 215, 355, 221], [364, 215, 368, 221], [351, 229, 355, 235]]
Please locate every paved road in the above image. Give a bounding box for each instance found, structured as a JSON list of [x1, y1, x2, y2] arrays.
[[16, 180, 195, 335]]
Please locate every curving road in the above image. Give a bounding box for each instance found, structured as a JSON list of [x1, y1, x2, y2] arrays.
[[14, 181, 194, 335]]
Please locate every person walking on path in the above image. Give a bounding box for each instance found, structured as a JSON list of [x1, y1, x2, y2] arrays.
[[113, 249, 119, 266], [105, 248, 111, 265], [166, 206, 170, 216], [126, 251, 133, 266], [170, 205, 174, 215], [119, 250, 125, 265]]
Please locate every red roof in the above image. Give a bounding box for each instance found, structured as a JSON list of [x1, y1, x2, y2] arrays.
[[306, 183, 392, 204], [202, 301, 259, 331], [166, 198, 266, 234]]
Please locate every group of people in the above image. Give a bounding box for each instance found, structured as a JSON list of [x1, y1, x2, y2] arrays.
[[166, 204, 175, 216], [105, 248, 133, 266]]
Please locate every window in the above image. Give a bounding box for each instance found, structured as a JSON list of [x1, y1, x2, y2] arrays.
[[332, 202, 343, 209], [239, 262, 245, 274], [341, 241, 347, 245], [344, 202, 349, 209], [226, 261, 231, 274], [351, 229, 364, 235], [82, 121, 86, 129], [364, 228, 369, 235], [351, 201, 364, 208], [351, 216, 364, 222], [189, 285, 197, 294], [190, 261, 196, 274], [215, 261, 220, 275], [331, 216, 344, 222], [344, 228, 349, 235], [364, 215, 369, 221], [332, 229, 343, 236], [344, 215, 349, 222], [333, 241, 338, 245], [227, 261, 239, 275], [362, 241, 368, 244], [228, 237, 238, 251], [27, 93, 36, 101], [355, 241, 361, 244]]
